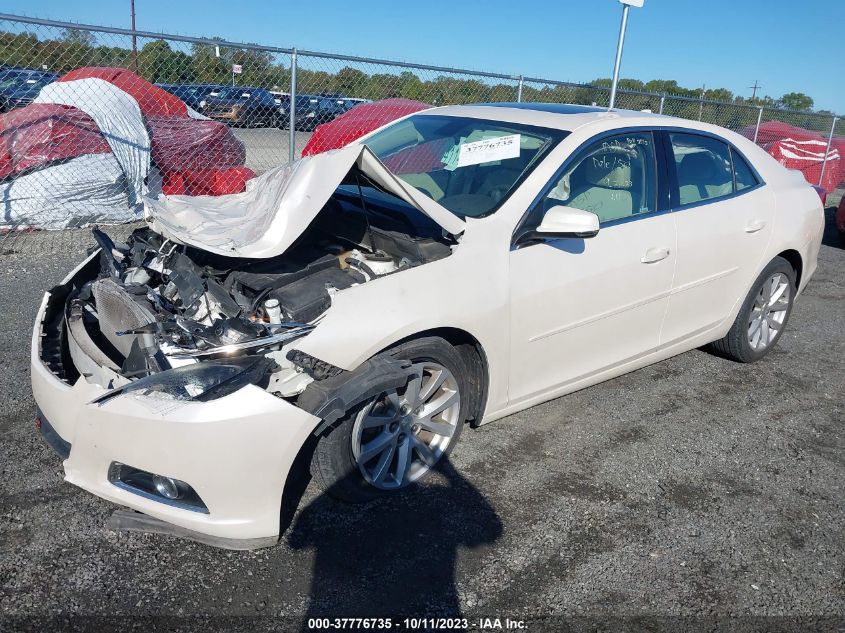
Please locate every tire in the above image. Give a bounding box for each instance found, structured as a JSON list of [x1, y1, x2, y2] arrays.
[[311, 337, 469, 503], [708, 256, 796, 363]]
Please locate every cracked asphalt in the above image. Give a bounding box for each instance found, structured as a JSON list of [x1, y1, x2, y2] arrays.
[[0, 207, 843, 632]]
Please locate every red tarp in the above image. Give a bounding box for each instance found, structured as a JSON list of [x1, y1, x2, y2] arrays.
[[146, 116, 246, 172], [59, 67, 188, 117], [301, 98, 430, 156], [738, 120, 825, 145], [0, 104, 110, 180], [766, 138, 841, 193], [161, 166, 255, 196], [738, 120, 843, 192]]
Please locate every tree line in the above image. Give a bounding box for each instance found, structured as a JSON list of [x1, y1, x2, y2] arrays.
[[1, 28, 840, 136]]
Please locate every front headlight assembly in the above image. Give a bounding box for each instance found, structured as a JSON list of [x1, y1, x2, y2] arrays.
[[92, 356, 276, 406]]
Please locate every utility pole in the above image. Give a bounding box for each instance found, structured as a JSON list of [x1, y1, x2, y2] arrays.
[[698, 83, 706, 120], [748, 80, 761, 100], [130, 0, 137, 71], [608, 0, 644, 110]]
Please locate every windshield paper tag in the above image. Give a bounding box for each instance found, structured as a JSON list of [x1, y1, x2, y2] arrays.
[[456, 134, 521, 168]]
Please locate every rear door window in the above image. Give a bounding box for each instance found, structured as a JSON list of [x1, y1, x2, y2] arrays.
[[669, 133, 734, 206], [731, 148, 759, 192]]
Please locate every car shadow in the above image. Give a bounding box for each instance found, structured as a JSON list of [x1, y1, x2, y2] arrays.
[[285, 457, 502, 628], [822, 204, 843, 249]]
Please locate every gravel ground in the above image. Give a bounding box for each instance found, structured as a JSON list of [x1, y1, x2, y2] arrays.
[[0, 210, 843, 633]]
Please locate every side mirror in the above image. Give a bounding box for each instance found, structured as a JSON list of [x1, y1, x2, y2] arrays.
[[519, 205, 600, 243]]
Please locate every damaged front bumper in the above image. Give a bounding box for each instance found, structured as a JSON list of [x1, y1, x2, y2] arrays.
[[31, 257, 321, 547]]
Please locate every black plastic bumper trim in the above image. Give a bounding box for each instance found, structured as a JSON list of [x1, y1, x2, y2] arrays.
[[36, 408, 71, 460]]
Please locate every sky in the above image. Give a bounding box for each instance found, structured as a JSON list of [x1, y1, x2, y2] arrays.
[[4, 0, 844, 113]]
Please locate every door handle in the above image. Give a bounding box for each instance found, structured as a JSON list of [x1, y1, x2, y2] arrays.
[[744, 220, 766, 233], [641, 247, 670, 264]]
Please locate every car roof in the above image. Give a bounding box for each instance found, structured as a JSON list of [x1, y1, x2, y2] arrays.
[[419, 102, 720, 135]]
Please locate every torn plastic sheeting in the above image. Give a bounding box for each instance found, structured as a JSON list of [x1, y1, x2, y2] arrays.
[[144, 143, 465, 259], [0, 104, 111, 181], [0, 153, 138, 230], [34, 78, 150, 206]]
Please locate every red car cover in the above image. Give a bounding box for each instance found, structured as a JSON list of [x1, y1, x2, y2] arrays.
[[766, 138, 841, 193], [0, 104, 110, 180], [301, 98, 430, 156], [738, 120, 843, 192], [738, 120, 825, 145], [146, 116, 246, 172], [59, 67, 188, 117]]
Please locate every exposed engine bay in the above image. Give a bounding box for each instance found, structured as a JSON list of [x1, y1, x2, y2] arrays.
[[59, 178, 456, 401]]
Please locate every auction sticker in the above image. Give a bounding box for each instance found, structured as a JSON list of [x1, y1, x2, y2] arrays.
[[457, 133, 521, 168]]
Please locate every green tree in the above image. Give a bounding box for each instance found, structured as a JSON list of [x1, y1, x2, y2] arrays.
[[778, 92, 813, 111]]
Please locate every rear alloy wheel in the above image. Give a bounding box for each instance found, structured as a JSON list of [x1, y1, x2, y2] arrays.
[[351, 362, 460, 490], [708, 256, 796, 362], [310, 337, 467, 502], [747, 272, 791, 352]]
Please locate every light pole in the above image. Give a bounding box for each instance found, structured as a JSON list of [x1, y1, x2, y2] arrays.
[[608, 0, 644, 110]]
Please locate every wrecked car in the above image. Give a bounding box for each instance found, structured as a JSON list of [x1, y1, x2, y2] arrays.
[[32, 103, 824, 549]]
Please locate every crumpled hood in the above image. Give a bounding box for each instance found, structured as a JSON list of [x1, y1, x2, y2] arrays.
[[144, 143, 465, 258]]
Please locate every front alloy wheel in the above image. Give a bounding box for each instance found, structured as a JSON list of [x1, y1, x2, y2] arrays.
[[310, 337, 468, 503], [351, 362, 461, 490]]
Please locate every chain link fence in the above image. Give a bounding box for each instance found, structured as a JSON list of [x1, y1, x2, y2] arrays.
[[0, 13, 842, 251]]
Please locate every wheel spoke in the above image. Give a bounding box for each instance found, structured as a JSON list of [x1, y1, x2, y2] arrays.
[[412, 436, 437, 467], [768, 280, 788, 307], [421, 389, 459, 419], [749, 317, 763, 337], [394, 440, 412, 485], [415, 418, 455, 438], [766, 314, 781, 330], [418, 368, 448, 403], [384, 389, 401, 411], [403, 373, 421, 407], [359, 431, 396, 464], [371, 443, 396, 484], [760, 319, 770, 345]]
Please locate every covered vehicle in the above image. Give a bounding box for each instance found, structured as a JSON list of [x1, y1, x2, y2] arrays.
[[32, 104, 823, 548], [738, 120, 843, 193], [1, 68, 253, 229], [302, 97, 429, 156]]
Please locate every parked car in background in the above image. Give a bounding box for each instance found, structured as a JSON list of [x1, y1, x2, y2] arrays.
[[202, 86, 282, 127], [31, 104, 823, 549], [0, 67, 57, 112], [290, 94, 346, 131], [156, 83, 225, 113]]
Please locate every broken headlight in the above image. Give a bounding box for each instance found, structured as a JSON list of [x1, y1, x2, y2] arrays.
[[92, 356, 276, 406]]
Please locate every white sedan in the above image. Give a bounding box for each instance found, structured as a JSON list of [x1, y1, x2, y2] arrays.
[[31, 103, 824, 549]]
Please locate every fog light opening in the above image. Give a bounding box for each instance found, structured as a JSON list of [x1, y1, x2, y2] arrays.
[[108, 462, 208, 513], [152, 475, 181, 500]]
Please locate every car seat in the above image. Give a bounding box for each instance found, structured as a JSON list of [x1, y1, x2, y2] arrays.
[[676, 151, 733, 204]]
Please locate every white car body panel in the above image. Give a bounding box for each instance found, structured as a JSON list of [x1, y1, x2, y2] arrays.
[[30, 104, 824, 544]]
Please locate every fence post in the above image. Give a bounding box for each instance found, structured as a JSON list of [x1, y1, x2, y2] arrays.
[[818, 116, 838, 188], [658, 95, 665, 115], [517, 75, 524, 103], [753, 106, 764, 144], [288, 48, 297, 164]]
